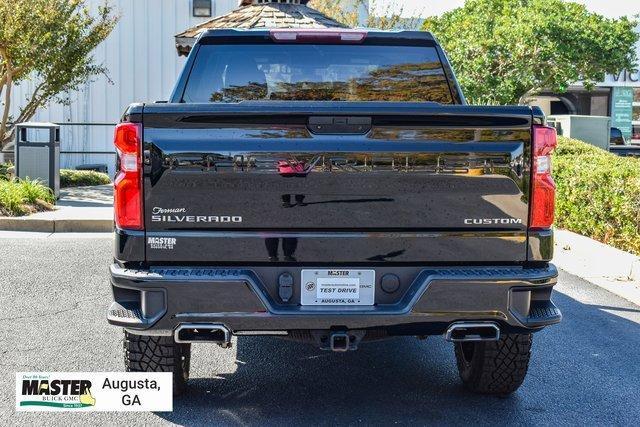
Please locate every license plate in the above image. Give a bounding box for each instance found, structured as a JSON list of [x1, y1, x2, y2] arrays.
[[301, 269, 375, 306]]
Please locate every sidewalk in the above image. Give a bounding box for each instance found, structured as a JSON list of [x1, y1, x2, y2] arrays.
[[554, 229, 640, 306], [0, 185, 113, 232]]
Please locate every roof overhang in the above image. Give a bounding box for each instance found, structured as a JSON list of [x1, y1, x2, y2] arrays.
[[240, 0, 311, 4], [175, 1, 346, 56]]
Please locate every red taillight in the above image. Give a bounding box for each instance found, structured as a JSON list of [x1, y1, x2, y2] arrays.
[[530, 125, 558, 229], [269, 29, 367, 44], [113, 122, 143, 230]]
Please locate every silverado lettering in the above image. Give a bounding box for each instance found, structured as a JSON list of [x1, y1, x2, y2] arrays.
[[151, 215, 242, 223]]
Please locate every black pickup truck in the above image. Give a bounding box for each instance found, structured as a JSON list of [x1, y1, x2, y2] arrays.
[[108, 29, 561, 395]]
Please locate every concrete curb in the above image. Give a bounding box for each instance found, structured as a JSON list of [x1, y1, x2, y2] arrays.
[[0, 216, 113, 233], [554, 229, 640, 306]]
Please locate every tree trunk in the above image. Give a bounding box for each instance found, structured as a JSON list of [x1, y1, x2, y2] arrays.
[[0, 47, 14, 151], [0, 71, 12, 150]]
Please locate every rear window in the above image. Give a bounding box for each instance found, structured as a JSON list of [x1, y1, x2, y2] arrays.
[[182, 44, 454, 104]]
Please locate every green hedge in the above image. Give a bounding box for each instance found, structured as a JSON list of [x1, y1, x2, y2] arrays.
[[1, 163, 55, 216], [60, 169, 111, 187], [0, 178, 55, 216], [553, 137, 640, 255], [1, 164, 111, 216], [0, 163, 10, 180]]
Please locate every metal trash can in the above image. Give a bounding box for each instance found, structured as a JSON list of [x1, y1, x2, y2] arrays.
[[15, 122, 61, 198]]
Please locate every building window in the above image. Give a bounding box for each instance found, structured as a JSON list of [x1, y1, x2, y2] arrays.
[[634, 89, 640, 143], [193, 0, 212, 17], [590, 95, 610, 117], [634, 89, 640, 140]]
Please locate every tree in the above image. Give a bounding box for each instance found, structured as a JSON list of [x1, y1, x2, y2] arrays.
[[422, 0, 639, 105], [0, 0, 118, 149], [309, 0, 420, 30]]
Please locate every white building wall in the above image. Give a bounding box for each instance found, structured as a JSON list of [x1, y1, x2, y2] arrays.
[[8, 0, 238, 173]]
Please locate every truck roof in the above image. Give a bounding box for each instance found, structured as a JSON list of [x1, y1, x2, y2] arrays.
[[196, 28, 437, 46]]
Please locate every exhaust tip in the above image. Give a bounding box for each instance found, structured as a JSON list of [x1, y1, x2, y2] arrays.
[[445, 322, 500, 342], [175, 323, 231, 347]]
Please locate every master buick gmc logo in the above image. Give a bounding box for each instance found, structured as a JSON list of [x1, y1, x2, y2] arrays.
[[151, 207, 242, 224], [464, 218, 523, 225], [327, 270, 349, 276]]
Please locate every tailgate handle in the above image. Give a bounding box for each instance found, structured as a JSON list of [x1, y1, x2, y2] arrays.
[[308, 116, 372, 135]]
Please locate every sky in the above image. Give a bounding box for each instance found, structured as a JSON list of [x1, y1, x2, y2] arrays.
[[374, 0, 640, 18]]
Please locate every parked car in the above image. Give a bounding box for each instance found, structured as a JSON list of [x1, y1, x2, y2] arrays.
[[108, 29, 562, 396], [610, 127, 640, 158]]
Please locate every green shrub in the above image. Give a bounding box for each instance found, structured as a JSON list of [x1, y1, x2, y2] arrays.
[[60, 169, 111, 187], [18, 179, 56, 205], [0, 178, 55, 216], [0, 163, 10, 180], [553, 137, 640, 255], [0, 181, 27, 215]]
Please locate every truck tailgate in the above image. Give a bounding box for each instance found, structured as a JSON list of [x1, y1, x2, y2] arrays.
[[142, 103, 533, 264]]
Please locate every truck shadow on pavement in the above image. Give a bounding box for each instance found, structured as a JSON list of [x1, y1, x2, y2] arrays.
[[156, 290, 640, 425]]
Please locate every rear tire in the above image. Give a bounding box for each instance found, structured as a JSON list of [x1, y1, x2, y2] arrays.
[[123, 331, 191, 395], [454, 333, 532, 395]]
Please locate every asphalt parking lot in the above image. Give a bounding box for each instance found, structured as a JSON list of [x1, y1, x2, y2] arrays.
[[1, 232, 639, 425]]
